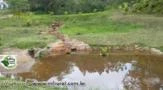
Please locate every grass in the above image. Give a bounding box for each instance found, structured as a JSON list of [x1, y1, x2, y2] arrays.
[[0, 77, 66, 90], [0, 10, 163, 51]]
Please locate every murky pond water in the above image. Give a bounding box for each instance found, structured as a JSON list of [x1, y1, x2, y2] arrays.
[[16, 52, 163, 90]]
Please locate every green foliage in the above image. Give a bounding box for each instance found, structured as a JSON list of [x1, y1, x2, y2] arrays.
[[119, 0, 163, 14], [6, 0, 163, 15], [8, 0, 30, 13], [28, 0, 109, 14], [100, 47, 110, 56], [119, 2, 129, 13], [0, 10, 163, 50]]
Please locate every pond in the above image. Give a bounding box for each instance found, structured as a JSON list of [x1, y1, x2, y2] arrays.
[[16, 51, 163, 90]]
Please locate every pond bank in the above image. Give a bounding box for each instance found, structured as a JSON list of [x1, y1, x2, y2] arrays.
[[0, 44, 162, 74]]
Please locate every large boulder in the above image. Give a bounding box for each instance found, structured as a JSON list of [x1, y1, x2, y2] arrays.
[[48, 41, 71, 55], [65, 39, 91, 51]]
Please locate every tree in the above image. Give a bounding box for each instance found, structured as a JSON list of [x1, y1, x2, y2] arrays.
[[8, 0, 30, 12], [28, 0, 110, 14], [120, 0, 163, 14]]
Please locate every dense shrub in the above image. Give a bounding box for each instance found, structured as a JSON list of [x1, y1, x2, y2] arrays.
[[28, 0, 110, 14], [119, 0, 163, 14], [6, 0, 163, 15], [7, 0, 30, 13]]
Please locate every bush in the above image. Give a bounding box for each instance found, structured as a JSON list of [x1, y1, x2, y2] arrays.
[[119, 0, 163, 14], [28, 0, 110, 14], [7, 0, 30, 13]]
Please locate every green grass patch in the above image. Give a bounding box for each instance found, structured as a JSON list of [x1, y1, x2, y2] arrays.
[[0, 10, 163, 50]]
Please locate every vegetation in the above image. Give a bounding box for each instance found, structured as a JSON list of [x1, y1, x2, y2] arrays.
[[0, 77, 65, 90], [119, 0, 163, 14], [0, 10, 163, 51], [0, 0, 163, 89], [7, 0, 30, 13], [6, 0, 163, 15], [6, 0, 110, 14], [100, 47, 110, 56]]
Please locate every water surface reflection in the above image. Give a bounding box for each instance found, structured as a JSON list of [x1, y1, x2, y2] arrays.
[[18, 54, 163, 90]]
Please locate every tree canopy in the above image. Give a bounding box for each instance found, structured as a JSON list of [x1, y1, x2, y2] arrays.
[[6, 0, 163, 15]]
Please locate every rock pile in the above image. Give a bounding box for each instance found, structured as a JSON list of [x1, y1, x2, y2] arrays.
[[48, 39, 91, 54]]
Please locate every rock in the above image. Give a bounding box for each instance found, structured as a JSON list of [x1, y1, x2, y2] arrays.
[[66, 39, 91, 51], [123, 76, 141, 90], [133, 45, 163, 55], [47, 40, 91, 55], [143, 77, 160, 87], [26, 38, 91, 58], [150, 48, 163, 55], [34, 48, 51, 58], [28, 48, 40, 58], [143, 47, 150, 51], [48, 41, 71, 55]]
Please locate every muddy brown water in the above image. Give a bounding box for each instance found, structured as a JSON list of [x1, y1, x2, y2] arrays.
[[1, 48, 163, 90], [12, 50, 163, 90]]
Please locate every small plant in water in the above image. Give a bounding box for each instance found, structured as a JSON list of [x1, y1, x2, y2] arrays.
[[100, 47, 110, 57]]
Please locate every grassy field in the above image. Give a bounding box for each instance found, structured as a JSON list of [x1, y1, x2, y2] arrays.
[[0, 10, 163, 51]]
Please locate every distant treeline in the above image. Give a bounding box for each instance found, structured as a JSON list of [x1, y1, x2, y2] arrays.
[[120, 0, 163, 14], [8, 0, 110, 14], [7, 0, 163, 14]]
